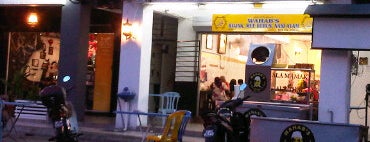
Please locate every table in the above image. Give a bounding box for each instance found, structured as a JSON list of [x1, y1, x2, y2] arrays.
[[0, 101, 34, 142], [114, 110, 168, 142]]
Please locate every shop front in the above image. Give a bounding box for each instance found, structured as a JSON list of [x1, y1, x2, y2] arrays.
[[196, 7, 368, 140], [0, 6, 63, 102], [0, 2, 122, 118], [114, 3, 370, 140], [116, 1, 322, 129], [198, 14, 320, 120]]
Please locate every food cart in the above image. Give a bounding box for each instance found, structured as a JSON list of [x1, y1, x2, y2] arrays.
[[239, 43, 366, 141], [238, 43, 315, 119]]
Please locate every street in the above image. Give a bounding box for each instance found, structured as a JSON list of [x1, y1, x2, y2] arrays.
[[2, 131, 202, 142], [0, 128, 145, 142], [4, 134, 55, 142], [2, 132, 92, 142], [3, 134, 128, 142]]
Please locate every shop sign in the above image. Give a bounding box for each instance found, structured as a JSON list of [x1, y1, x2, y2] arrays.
[[280, 124, 315, 142], [247, 72, 267, 93], [212, 14, 312, 33], [272, 72, 309, 80], [244, 108, 266, 119]]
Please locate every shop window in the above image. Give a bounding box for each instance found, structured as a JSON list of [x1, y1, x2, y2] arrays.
[[4, 32, 60, 101]]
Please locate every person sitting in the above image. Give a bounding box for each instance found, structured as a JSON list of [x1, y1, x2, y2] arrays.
[[210, 77, 229, 108], [220, 76, 230, 90]]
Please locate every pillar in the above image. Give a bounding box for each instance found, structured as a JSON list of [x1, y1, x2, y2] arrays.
[[59, 1, 91, 121], [319, 50, 351, 123], [115, 1, 153, 129]]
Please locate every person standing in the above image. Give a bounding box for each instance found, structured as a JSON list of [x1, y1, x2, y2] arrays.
[[229, 79, 237, 99], [236, 79, 247, 98], [237, 79, 244, 85]]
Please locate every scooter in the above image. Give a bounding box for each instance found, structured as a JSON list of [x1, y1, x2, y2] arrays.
[[202, 84, 249, 142], [39, 76, 82, 142]]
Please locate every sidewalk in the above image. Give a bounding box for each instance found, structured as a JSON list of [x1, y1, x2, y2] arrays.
[[7, 114, 205, 142]]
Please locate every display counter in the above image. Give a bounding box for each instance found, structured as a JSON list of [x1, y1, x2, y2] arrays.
[[249, 116, 367, 142], [235, 101, 313, 120], [270, 67, 316, 104]]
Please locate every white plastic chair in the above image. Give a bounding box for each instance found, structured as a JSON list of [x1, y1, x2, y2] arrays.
[[157, 92, 180, 124]]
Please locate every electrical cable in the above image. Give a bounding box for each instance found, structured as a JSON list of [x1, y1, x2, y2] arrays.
[[355, 99, 365, 119]]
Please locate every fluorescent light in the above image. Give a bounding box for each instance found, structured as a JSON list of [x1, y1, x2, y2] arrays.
[[148, 2, 198, 11], [262, 1, 313, 9]]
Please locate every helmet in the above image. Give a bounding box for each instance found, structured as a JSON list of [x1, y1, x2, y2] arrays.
[[39, 85, 66, 108]]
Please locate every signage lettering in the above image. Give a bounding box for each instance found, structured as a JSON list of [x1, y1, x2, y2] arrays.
[[273, 72, 309, 80], [229, 23, 244, 28], [280, 124, 315, 142], [248, 18, 280, 23], [212, 14, 312, 33]]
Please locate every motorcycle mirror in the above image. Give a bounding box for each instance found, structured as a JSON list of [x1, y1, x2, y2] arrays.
[[239, 84, 247, 91], [63, 76, 71, 82]]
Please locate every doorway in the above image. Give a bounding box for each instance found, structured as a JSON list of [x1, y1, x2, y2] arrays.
[[86, 33, 115, 112], [86, 8, 122, 113], [148, 13, 178, 112]]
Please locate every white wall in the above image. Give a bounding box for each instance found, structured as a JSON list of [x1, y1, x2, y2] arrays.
[[350, 51, 370, 126], [178, 18, 196, 41]]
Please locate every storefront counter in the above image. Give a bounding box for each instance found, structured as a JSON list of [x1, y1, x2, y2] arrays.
[[249, 116, 367, 142], [235, 101, 313, 120]]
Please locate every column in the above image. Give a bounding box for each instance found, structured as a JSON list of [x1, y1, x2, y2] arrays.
[[59, 1, 91, 121], [319, 50, 351, 123], [115, 1, 153, 129]]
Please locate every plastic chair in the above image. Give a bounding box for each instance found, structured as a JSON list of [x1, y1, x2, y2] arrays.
[[158, 92, 180, 114], [146, 110, 186, 142], [157, 92, 180, 124], [178, 110, 191, 142]]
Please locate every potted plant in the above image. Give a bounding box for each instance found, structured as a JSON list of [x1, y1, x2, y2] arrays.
[[1, 66, 40, 102]]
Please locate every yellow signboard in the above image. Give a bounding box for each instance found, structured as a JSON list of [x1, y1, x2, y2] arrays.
[[212, 14, 312, 33]]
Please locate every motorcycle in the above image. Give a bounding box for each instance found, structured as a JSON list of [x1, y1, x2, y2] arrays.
[[202, 84, 249, 142], [39, 76, 82, 142]]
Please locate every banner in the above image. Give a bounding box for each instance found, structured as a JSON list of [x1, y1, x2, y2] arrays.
[[212, 14, 312, 33]]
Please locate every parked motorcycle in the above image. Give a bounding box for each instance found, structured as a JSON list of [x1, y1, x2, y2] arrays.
[[202, 84, 249, 142], [39, 76, 82, 142]]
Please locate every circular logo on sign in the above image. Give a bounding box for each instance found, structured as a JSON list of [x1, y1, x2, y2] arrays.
[[244, 108, 266, 119], [280, 124, 315, 142], [213, 16, 227, 29], [244, 108, 266, 141], [247, 72, 267, 93]]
